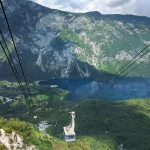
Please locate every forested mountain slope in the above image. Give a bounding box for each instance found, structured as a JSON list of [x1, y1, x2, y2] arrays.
[[0, 99, 150, 150]]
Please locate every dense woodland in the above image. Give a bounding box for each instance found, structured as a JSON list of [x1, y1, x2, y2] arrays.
[[0, 80, 149, 150], [0, 81, 150, 149]]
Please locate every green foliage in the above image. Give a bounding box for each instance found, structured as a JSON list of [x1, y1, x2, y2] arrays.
[[33, 94, 48, 103], [0, 117, 53, 150], [59, 29, 80, 43], [0, 143, 7, 150], [0, 80, 150, 150], [58, 29, 92, 62], [0, 80, 19, 88], [68, 136, 116, 150], [75, 99, 150, 150], [0, 40, 14, 62]]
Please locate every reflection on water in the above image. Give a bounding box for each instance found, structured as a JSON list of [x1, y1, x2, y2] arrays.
[[40, 77, 150, 102]]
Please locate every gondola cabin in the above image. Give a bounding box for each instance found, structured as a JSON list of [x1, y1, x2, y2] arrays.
[[63, 111, 76, 142]]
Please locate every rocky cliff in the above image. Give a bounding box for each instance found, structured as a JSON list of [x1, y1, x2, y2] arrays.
[[0, 0, 150, 81]]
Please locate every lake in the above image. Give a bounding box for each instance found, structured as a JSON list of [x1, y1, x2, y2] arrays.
[[40, 77, 150, 102]]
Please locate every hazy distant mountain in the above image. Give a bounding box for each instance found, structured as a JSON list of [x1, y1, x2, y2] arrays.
[[0, 0, 150, 81]]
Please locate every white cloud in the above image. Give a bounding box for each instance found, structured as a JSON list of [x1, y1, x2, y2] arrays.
[[32, 0, 150, 17]]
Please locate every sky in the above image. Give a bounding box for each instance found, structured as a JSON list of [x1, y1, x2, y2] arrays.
[[32, 0, 150, 18]]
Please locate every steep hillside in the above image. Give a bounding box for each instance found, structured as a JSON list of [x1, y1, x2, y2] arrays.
[[0, 80, 149, 149], [0, 117, 53, 150], [0, 98, 150, 150], [75, 99, 150, 150], [0, 0, 150, 81], [49, 98, 150, 150]]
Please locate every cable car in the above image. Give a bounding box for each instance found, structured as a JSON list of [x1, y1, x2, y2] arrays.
[[63, 111, 76, 142]]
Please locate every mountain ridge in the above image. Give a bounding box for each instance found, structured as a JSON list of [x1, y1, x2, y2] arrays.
[[0, 0, 150, 81]]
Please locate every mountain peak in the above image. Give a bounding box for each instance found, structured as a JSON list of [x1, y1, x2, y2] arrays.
[[3, 0, 28, 5], [85, 11, 102, 19], [2, 0, 28, 14], [86, 11, 101, 15], [0, 0, 150, 80]]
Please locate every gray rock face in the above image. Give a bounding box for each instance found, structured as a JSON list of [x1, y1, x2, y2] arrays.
[[0, 129, 37, 150]]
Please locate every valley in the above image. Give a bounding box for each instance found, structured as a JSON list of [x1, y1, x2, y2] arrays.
[[0, 0, 150, 149], [0, 80, 150, 150]]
